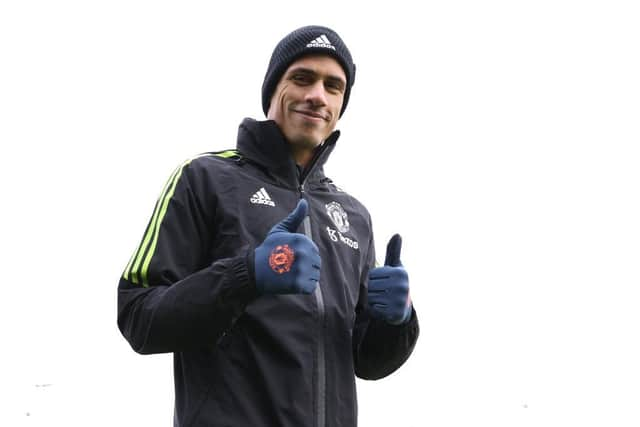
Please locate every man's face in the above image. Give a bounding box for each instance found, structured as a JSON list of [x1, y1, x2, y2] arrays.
[[267, 55, 346, 150]]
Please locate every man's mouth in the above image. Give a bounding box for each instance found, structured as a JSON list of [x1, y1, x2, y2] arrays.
[[293, 109, 328, 122]]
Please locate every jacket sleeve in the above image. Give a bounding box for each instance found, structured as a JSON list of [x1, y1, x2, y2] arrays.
[[352, 235, 420, 380], [117, 158, 258, 354]]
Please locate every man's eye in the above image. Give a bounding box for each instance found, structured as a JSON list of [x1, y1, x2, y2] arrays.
[[292, 75, 311, 84], [326, 82, 343, 93]]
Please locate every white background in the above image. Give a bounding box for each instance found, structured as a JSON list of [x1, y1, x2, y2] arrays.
[[1, 1, 639, 426]]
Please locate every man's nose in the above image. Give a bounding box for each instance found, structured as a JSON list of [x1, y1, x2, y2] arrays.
[[304, 81, 328, 107]]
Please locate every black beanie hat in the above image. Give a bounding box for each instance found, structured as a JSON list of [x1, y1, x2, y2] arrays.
[[262, 25, 356, 118]]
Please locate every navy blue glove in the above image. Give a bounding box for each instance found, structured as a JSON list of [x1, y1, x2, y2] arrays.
[[254, 199, 321, 295], [367, 234, 412, 325]]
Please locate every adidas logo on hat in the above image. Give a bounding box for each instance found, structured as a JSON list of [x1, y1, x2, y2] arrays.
[[306, 34, 336, 50]]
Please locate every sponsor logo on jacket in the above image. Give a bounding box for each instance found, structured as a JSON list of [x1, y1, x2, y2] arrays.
[[325, 201, 358, 250]]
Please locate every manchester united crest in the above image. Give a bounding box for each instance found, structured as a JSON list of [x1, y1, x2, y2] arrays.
[[326, 201, 350, 233], [269, 244, 295, 274]]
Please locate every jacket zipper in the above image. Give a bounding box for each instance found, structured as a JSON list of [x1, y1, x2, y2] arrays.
[[297, 135, 339, 427], [299, 176, 326, 427]]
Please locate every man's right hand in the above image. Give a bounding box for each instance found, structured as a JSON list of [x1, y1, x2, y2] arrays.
[[254, 199, 321, 295]]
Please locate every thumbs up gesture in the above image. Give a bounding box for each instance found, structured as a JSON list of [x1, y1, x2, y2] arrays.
[[367, 234, 412, 325], [254, 199, 321, 295]]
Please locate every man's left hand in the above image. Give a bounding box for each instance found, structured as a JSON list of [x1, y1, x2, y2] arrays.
[[367, 234, 412, 325]]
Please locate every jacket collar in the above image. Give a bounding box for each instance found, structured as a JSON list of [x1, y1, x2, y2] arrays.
[[236, 118, 340, 188]]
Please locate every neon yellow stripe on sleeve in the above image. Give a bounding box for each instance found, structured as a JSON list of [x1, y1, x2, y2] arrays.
[[215, 150, 239, 158], [124, 153, 216, 285], [124, 164, 182, 284], [137, 153, 212, 287]]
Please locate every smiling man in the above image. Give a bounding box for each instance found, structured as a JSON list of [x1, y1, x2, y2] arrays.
[[266, 54, 345, 165], [118, 25, 419, 427]]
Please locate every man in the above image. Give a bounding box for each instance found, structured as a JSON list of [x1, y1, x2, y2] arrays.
[[118, 25, 419, 427]]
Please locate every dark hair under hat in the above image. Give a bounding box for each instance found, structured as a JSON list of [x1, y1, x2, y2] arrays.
[[261, 25, 356, 118]]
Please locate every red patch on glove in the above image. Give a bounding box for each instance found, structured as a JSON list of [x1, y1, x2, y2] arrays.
[[269, 244, 295, 274]]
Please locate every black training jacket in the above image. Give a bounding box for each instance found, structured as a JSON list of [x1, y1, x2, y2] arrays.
[[118, 118, 419, 427]]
